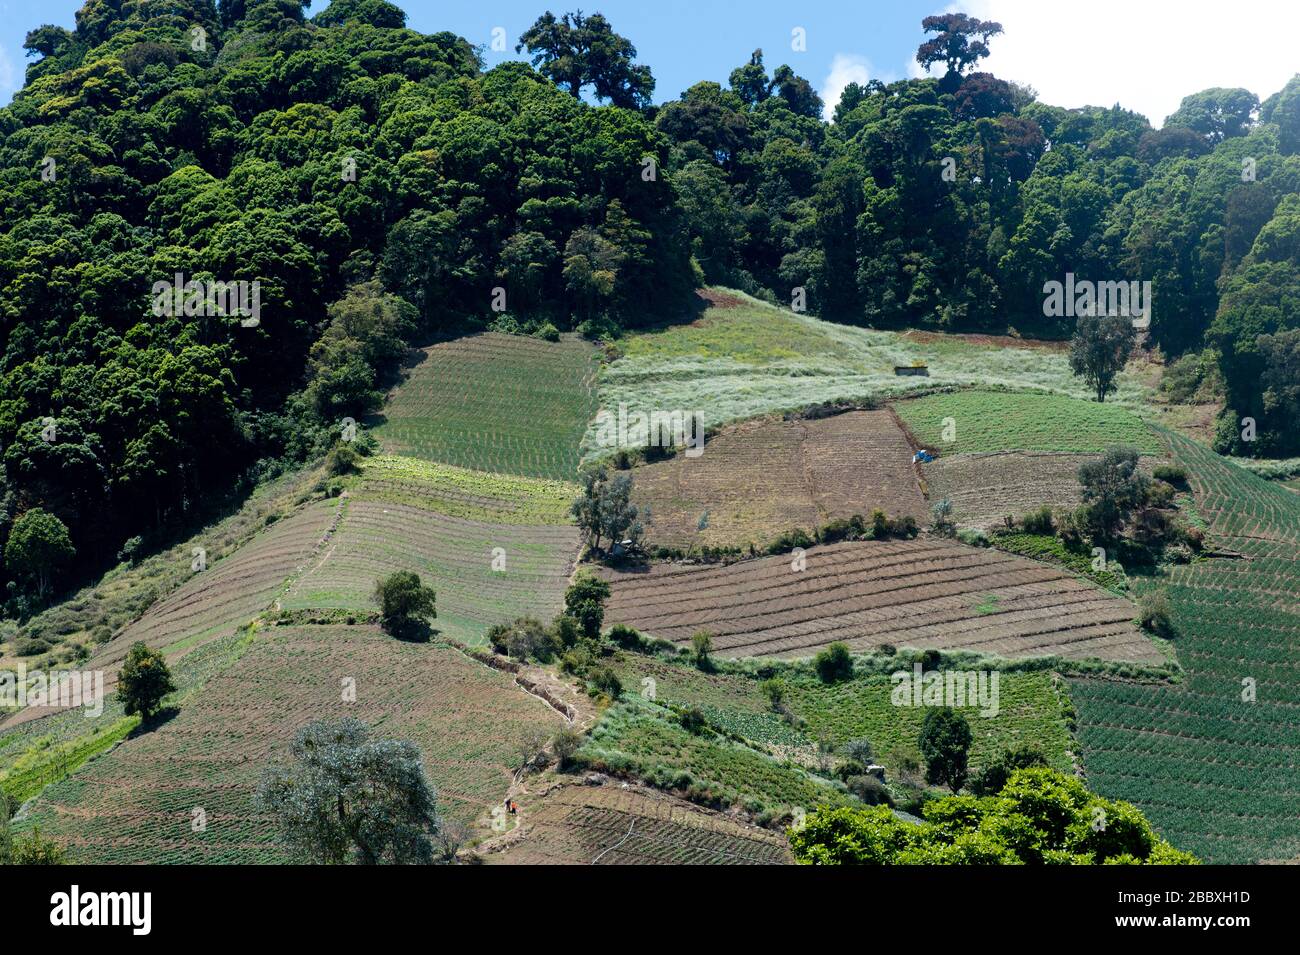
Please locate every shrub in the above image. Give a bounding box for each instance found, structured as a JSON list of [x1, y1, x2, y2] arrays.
[[930, 499, 956, 537], [814, 642, 854, 683], [590, 667, 623, 699], [678, 706, 709, 735], [1021, 505, 1055, 535], [1137, 590, 1174, 638], [690, 630, 714, 668], [533, 322, 561, 342], [760, 677, 786, 710], [326, 442, 362, 476], [607, 623, 645, 651], [551, 728, 583, 767], [1153, 464, 1188, 486], [845, 774, 893, 806]]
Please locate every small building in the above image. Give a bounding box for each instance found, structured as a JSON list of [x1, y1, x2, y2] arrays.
[[894, 364, 929, 376]]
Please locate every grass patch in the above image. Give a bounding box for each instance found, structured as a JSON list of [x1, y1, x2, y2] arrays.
[[896, 389, 1161, 454]]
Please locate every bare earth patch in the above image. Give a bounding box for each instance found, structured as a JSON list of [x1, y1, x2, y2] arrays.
[[632, 411, 925, 549]]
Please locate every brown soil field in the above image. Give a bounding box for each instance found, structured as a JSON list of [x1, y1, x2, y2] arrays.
[[923, 452, 1157, 530], [482, 780, 791, 865], [631, 411, 926, 549], [19, 625, 565, 863], [598, 539, 1161, 663]]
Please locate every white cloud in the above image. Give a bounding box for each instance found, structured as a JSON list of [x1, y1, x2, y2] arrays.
[[821, 54, 874, 121], [821, 54, 901, 121], [923, 0, 1300, 126], [0, 45, 16, 105]]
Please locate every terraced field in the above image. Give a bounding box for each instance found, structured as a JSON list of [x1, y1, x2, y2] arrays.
[[921, 451, 1156, 531], [631, 411, 924, 549], [284, 501, 579, 642], [282, 456, 581, 644], [19, 625, 565, 863], [598, 539, 1160, 662], [585, 291, 1154, 461], [374, 332, 600, 481], [485, 782, 792, 864], [895, 389, 1161, 454], [1071, 434, 1300, 864]]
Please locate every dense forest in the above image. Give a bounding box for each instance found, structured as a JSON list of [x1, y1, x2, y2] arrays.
[[0, 0, 1297, 614]]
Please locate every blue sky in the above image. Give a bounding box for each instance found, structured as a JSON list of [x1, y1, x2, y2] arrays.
[[1, 0, 1297, 126]]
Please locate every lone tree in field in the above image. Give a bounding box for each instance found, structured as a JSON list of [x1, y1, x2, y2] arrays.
[[564, 571, 611, 639], [256, 717, 442, 865], [571, 467, 643, 555], [916, 14, 1003, 89], [1069, 314, 1137, 403], [517, 11, 655, 109], [919, 707, 972, 793], [373, 570, 436, 637], [117, 642, 175, 720], [4, 508, 74, 600], [1078, 446, 1150, 540]]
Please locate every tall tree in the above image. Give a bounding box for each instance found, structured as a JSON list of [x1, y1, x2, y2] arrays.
[[256, 718, 443, 865], [1070, 314, 1138, 403], [516, 11, 655, 109], [915, 13, 1003, 90]]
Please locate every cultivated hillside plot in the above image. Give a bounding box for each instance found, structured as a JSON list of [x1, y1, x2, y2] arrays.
[[631, 411, 925, 549], [0, 498, 343, 729], [598, 539, 1160, 662], [922, 451, 1156, 531], [20, 625, 565, 863], [485, 782, 792, 865], [895, 389, 1162, 455], [374, 332, 600, 481], [1071, 434, 1300, 864], [283, 456, 581, 644], [585, 291, 1155, 462]]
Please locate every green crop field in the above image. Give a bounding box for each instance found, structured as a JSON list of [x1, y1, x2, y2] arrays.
[[1070, 433, 1300, 864], [280, 455, 581, 644], [606, 652, 1076, 780], [895, 389, 1161, 454], [576, 695, 853, 819], [585, 291, 1154, 461], [374, 332, 600, 481]]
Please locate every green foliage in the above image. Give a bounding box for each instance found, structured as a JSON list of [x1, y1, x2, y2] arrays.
[[564, 571, 611, 639], [572, 467, 643, 554], [255, 717, 441, 865], [372, 571, 436, 636], [1078, 447, 1151, 539], [918, 707, 972, 792], [5, 509, 75, 600], [116, 642, 176, 719], [814, 642, 854, 684], [791, 768, 1198, 865], [969, 745, 1049, 796], [1069, 315, 1138, 404]]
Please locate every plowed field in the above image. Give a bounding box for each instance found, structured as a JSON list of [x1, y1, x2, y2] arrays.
[[599, 539, 1160, 662]]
